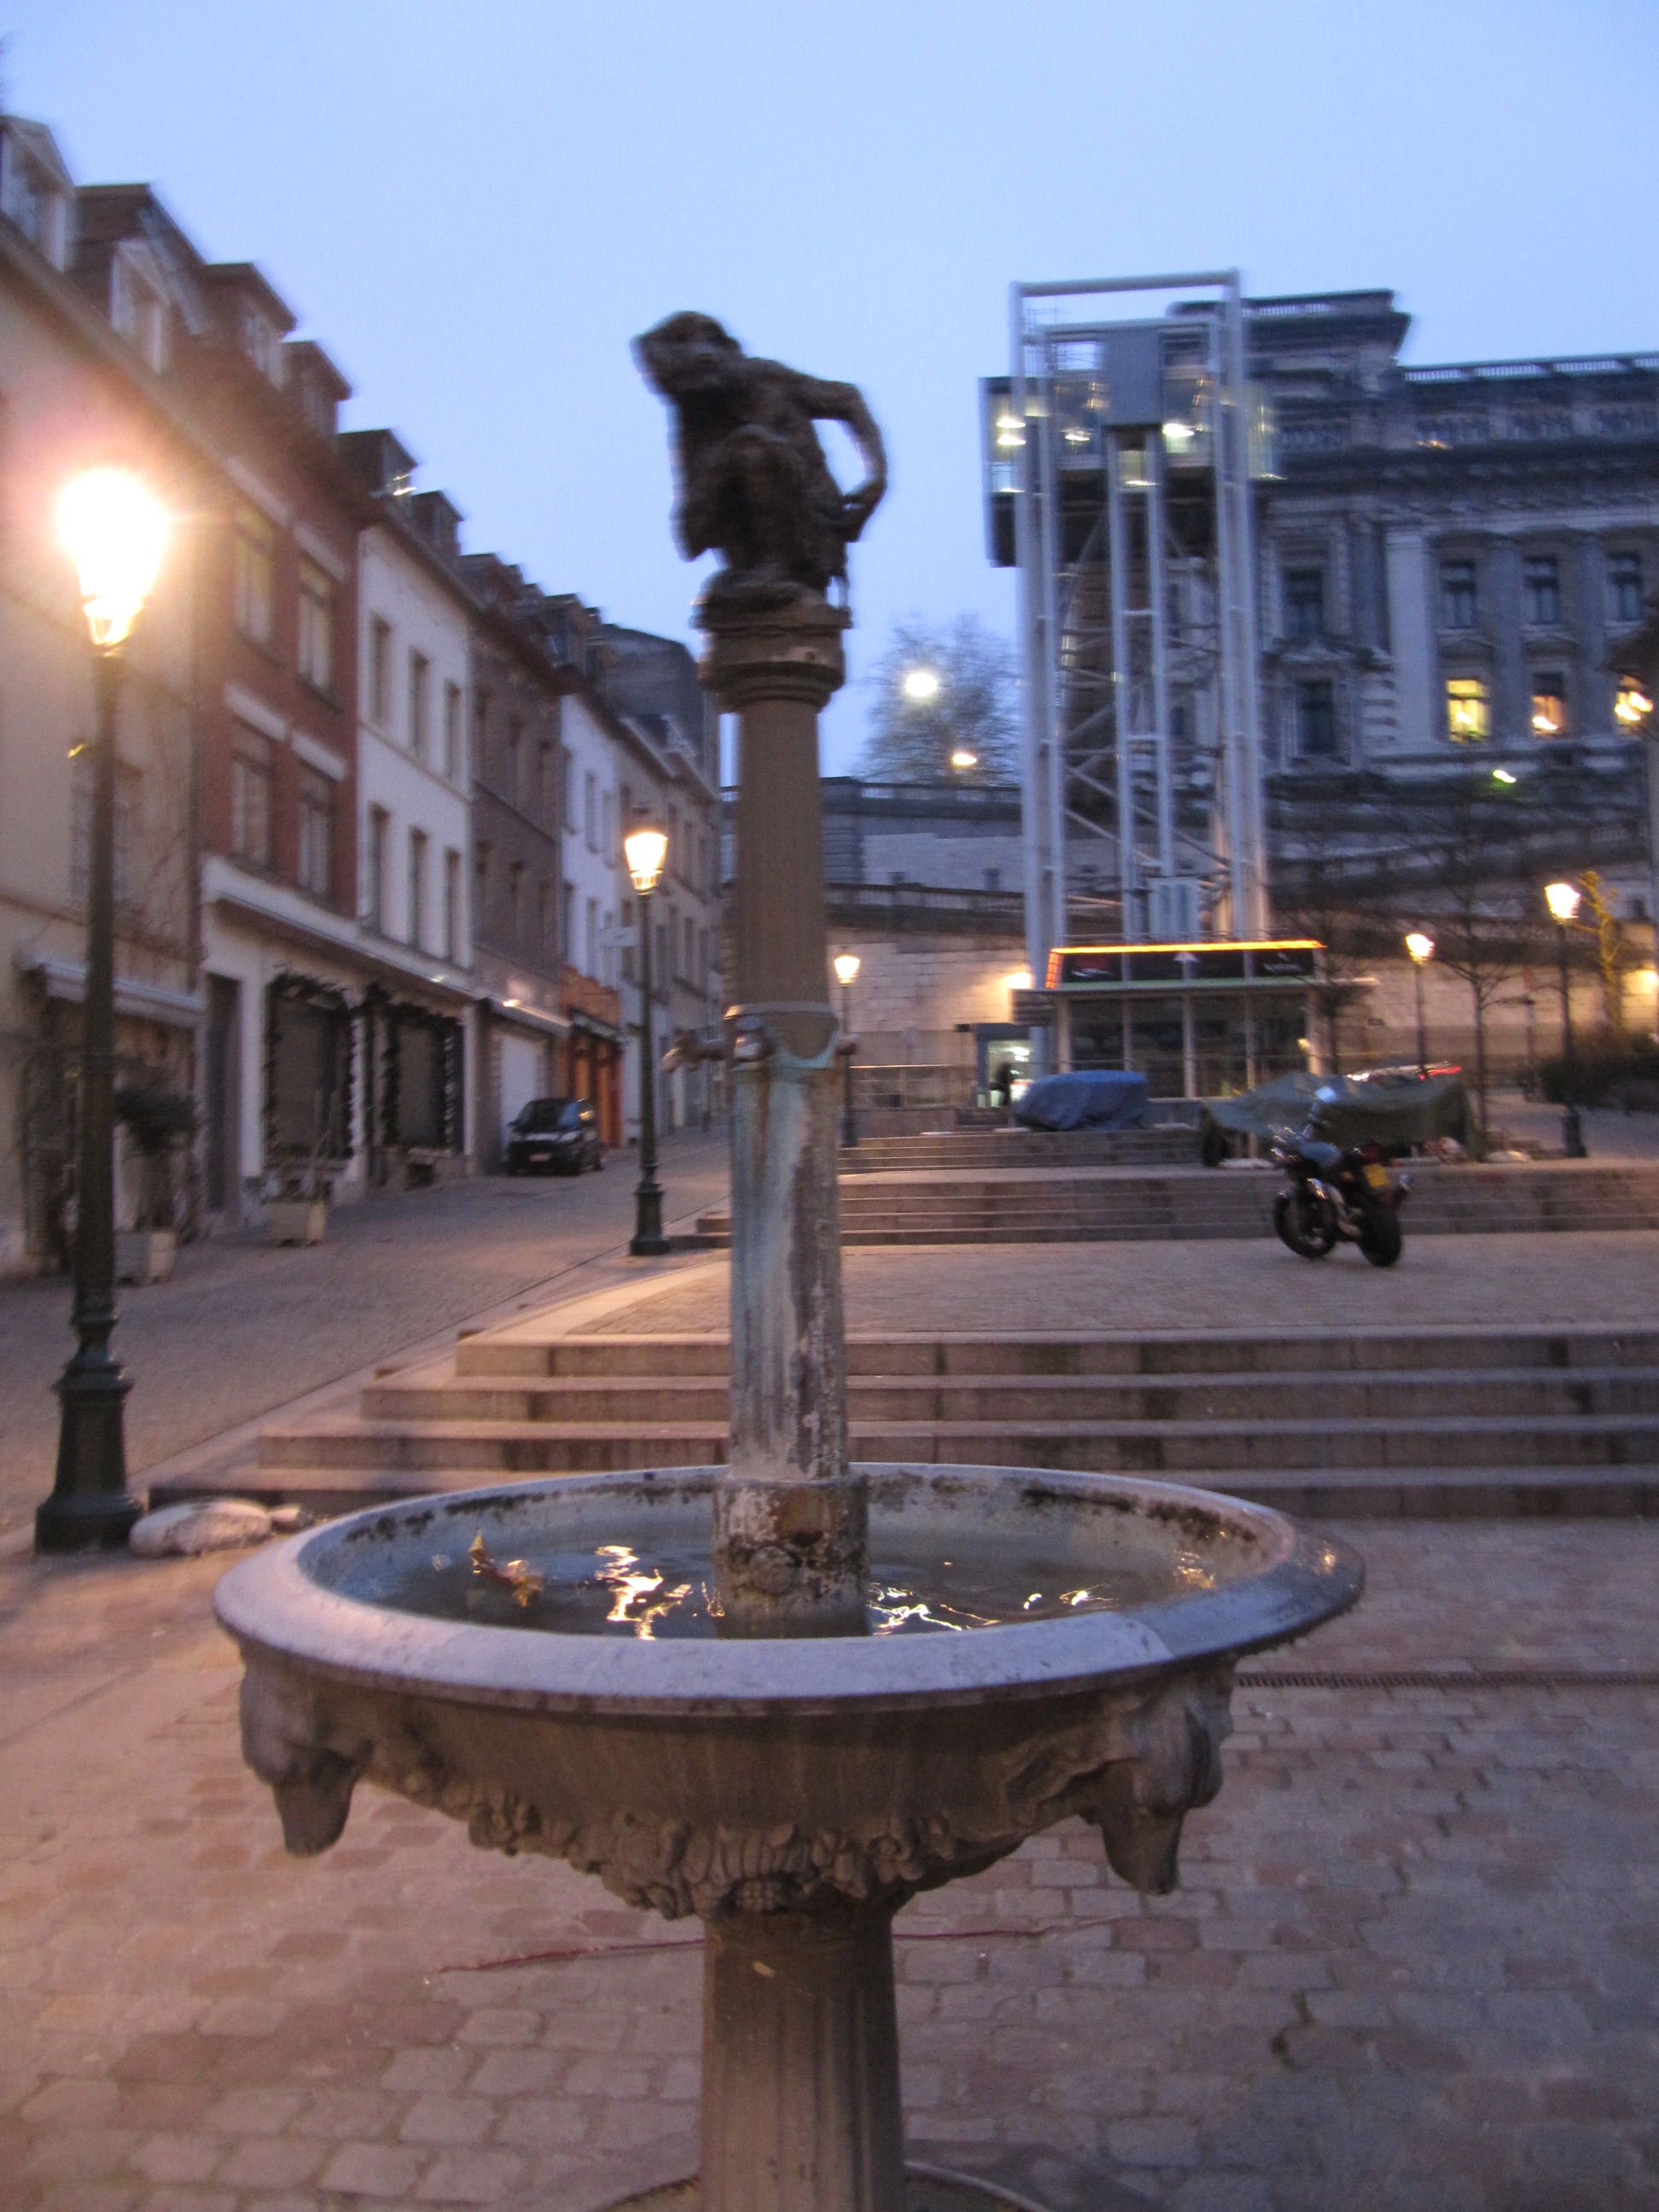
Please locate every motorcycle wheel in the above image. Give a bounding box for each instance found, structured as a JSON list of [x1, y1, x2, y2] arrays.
[[1359, 1208, 1404, 1268], [1273, 1189, 1336, 1259]]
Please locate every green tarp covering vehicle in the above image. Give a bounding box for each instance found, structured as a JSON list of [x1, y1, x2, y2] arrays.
[[1205, 1070, 1472, 1152]]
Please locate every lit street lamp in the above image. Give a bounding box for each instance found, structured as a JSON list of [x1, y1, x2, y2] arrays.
[[899, 667, 940, 703], [948, 746, 979, 772], [625, 819, 671, 1256], [1544, 880, 1587, 1160], [37, 469, 168, 1553], [1404, 932, 1435, 1078], [832, 952, 861, 1150]]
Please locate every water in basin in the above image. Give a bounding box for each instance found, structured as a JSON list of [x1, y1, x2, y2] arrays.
[[327, 1527, 1224, 1640]]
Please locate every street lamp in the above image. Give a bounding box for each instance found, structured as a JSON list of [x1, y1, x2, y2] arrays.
[[900, 667, 940, 703], [832, 952, 861, 1150], [948, 747, 979, 772], [625, 818, 671, 1256], [1544, 880, 1587, 1160], [1404, 932, 1435, 1078], [37, 469, 168, 1553]]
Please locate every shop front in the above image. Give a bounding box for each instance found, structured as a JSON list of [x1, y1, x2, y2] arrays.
[[561, 968, 624, 1149], [1044, 940, 1324, 1099]]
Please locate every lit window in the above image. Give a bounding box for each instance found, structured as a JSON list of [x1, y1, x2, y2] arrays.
[[1530, 674, 1568, 738], [1522, 555, 1561, 627], [233, 502, 275, 647], [1440, 560, 1477, 630], [1284, 570, 1325, 644], [1295, 679, 1338, 758], [1615, 678, 1654, 728], [297, 561, 335, 692], [1610, 551, 1646, 626], [297, 767, 335, 897], [1446, 677, 1491, 743], [230, 724, 275, 864]]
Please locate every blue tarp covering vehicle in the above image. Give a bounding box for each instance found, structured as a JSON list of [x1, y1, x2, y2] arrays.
[[1013, 1070, 1150, 1132]]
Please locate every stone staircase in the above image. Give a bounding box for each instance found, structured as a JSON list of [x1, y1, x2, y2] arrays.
[[696, 1161, 1659, 1246], [160, 1318, 1659, 1521], [841, 1127, 1201, 1173]]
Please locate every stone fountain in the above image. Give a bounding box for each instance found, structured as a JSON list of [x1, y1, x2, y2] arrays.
[[216, 317, 1360, 2212]]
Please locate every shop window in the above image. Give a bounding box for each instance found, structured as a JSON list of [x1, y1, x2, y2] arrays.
[[1284, 569, 1325, 643], [230, 725, 275, 865], [1446, 676, 1491, 743], [297, 561, 335, 693], [1295, 679, 1337, 759], [1610, 550, 1646, 626], [1530, 673, 1569, 739], [1522, 555, 1561, 627], [233, 502, 275, 647], [297, 766, 335, 898], [1440, 559, 1477, 630]]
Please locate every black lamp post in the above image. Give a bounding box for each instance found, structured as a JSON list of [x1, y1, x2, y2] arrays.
[[833, 952, 860, 1150], [1404, 932, 1434, 1079], [1545, 881, 1587, 1160], [626, 821, 670, 1256], [38, 470, 168, 1552]]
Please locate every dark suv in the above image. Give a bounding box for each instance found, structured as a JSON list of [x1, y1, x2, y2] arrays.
[[504, 1097, 603, 1177]]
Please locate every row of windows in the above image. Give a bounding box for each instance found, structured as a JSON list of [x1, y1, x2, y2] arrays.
[[365, 808, 463, 962], [1284, 670, 1655, 760], [233, 502, 341, 696], [229, 725, 339, 899], [1279, 548, 1648, 643], [366, 616, 464, 781]]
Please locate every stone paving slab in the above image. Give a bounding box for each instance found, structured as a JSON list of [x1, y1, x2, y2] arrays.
[[571, 1230, 1659, 1340], [2, 1521, 1657, 2211]]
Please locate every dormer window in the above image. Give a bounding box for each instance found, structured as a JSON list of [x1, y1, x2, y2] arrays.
[[242, 306, 283, 384], [111, 247, 170, 372], [0, 121, 73, 270]]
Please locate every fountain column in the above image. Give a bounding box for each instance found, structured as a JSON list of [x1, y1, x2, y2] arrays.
[[701, 599, 866, 1638]]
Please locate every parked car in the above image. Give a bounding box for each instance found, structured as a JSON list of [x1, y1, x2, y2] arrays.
[[504, 1097, 604, 1176]]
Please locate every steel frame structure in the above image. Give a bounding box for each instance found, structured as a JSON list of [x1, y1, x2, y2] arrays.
[[1009, 272, 1270, 1010]]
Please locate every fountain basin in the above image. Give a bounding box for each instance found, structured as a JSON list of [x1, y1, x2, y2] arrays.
[[216, 1464, 1359, 1910]]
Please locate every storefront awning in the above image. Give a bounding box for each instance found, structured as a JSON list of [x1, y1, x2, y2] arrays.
[[20, 954, 203, 1030]]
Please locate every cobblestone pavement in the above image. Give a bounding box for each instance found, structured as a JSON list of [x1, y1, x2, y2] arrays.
[[2, 1519, 1656, 2212], [0, 1132, 728, 1541], [574, 1227, 1659, 1340]]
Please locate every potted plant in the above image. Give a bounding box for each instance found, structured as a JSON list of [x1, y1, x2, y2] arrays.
[[114, 1085, 195, 1284], [267, 1139, 334, 1245]]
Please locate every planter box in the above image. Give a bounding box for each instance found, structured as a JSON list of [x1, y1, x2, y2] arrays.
[[268, 1200, 327, 1247], [115, 1229, 177, 1284]]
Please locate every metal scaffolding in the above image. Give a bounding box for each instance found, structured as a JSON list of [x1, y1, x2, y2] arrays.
[[993, 271, 1272, 1002]]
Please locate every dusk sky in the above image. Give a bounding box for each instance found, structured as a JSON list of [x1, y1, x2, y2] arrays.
[[8, 0, 1658, 771]]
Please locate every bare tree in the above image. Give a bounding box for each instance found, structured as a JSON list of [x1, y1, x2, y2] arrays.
[[859, 615, 1017, 782]]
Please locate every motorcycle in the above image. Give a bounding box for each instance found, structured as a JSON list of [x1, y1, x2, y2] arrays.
[[1270, 1121, 1410, 1267]]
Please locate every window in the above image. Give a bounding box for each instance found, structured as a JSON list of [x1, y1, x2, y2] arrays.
[[1522, 554, 1561, 628], [586, 897, 599, 977], [473, 687, 491, 768], [602, 907, 617, 985], [474, 840, 491, 934], [409, 651, 430, 761], [602, 789, 615, 857], [585, 771, 597, 851], [620, 896, 636, 983], [367, 616, 393, 725], [562, 748, 576, 827], [1440, 559, 1477, 630], [508, 859, 525, 940], [1615, 677, 1655, 729], [1610, 551, 1646, 626], [367, 806, 390, 929], [444, 847, 462, 962], [985, 867, 1002, 892], [1295, 680, 1337, 759], [1530, 672, 1569, 738], [444, 683, 463, 782], [408, 829, 428, 948], [561, 880, 575, 966], [1284, 569, 1325, 644], [1446, 677, 1491, 743], [297, 767, 335, 898], [297, 560, 335, 692], [230, 724, 275, 865], [538, 741, 555, 823], [233, 502, 275, 647], [507, 717, 523, 808], [71, 757, 140, 908], [538, 879, 556, 962]]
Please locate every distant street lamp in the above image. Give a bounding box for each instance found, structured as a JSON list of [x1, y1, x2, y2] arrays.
[[1544, 880, 1587, 1160], [832, 952, 861, 1150], [1404, 932, 1435, 1078], [37, 469, 168, 1553], [948, 747, 979, 772], [625, 819, 671, 1256]]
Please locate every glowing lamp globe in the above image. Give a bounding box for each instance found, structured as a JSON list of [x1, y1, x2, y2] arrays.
[[832, 953, 860, 988], [1545, 882, 1581, 925], [900, 667, 940, 702], [624, 824, 668, 895], [58, 470, 167, 649], [1405, 933, 1434, 964]]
